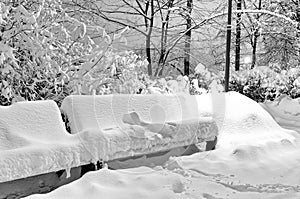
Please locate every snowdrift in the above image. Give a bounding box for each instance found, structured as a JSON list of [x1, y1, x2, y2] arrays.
[[25, 167, 189, 199], [193, 91, 297, 148], [261, 95, 300, 133], [27, 92, 300, 199]]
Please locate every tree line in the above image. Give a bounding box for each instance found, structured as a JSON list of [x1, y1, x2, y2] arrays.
[[0, 0, 299, 105], [64, 0, 300, 75]]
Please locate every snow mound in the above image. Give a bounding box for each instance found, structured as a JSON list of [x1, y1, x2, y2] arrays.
[[61, 95, 218, 161], [26, 167, 187, 199], [0, 101, 89, 183], [193, 91, 297, 148], [261, 95, 300, 132]]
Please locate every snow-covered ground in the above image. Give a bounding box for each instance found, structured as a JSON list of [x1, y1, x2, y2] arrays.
[[24, 92, 300, 199]]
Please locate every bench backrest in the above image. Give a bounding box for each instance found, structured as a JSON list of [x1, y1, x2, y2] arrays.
[[0, 100, 69, 150]]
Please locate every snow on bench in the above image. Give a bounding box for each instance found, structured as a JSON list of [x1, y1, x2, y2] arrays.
[[0, 95, 218, 183], [0, 101, 90, 183], [61, 94, 218, 161]]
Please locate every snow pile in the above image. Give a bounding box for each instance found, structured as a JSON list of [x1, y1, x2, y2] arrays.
[[61, 95, 218, 161], [261, 95, 300, 132], [0, 101, 88, 183], [26, 167, 188, 199], [27, 92, 300, 199], [194, 91, 297, 148]]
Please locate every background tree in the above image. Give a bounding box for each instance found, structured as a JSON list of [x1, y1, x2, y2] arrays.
[[235, 0, 242, 71], [64, 0, 208, 77], [184, 0, 192, 75], [261, 0, 300, 69]]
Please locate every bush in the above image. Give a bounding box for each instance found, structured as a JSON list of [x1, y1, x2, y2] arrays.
[[190, 63, 224, 95], [190, 64, 300, 102], [0, 0, 93, 106], [229, 66, 300, 102]]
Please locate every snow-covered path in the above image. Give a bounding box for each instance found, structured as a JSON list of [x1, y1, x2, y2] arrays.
[[25, 92, 300, 199]]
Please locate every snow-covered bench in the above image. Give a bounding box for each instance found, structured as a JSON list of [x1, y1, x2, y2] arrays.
[[61, 94, 218, 162], [0, 100, 91, 184], [0, 94, 218, 184]]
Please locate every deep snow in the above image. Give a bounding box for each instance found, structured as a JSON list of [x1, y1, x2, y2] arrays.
[[261, 94, 300, 133], [0, 94, 217, 183], [25, 92, 300, 199]]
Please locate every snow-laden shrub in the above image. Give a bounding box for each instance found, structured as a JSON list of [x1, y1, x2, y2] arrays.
[[190, 63, 300, 102], [0, 0, 96, 105], [70, 51, 149, 95], [229, 66, 300, 102], [190, 63, 224, 95], [145, 75, 190, 94], [0, 0, 136, 105]]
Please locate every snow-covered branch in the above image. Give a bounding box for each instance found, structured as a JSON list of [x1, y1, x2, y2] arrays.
[[164, 8, 298, 64], [233, 9, 298, 27]]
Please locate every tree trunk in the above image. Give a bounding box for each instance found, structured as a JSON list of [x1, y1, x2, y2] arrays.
[[156, 22, 167, 76], [145, 0, 154, 76], [251, 0, 262, 69], [235, 0, 242, 71], [296, 0, 300, 65], [184, 0, 192, 76], [157, 0, 174, 76], [225, 0, 232, 92], [251, 30, 258, 69], [156, 23, 166, 76], [146, 37, 152, 76]]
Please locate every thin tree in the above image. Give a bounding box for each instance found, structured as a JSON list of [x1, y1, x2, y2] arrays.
[[155, 0, 175, 76], [225, 0, 233, 92], [235, 0, 242, 71], [250, 0, 262, 69], [184, 0, 193, 75]]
